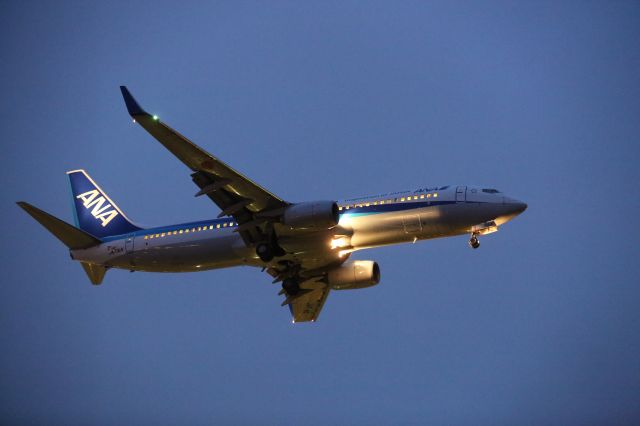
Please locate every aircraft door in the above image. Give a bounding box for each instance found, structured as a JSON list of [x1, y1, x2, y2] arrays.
[[125, 234, 134, 254], [455, 186, 467, 202], [402, 215, 422, 235]]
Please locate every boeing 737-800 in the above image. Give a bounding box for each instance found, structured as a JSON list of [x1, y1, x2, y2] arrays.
[[17, 87, 527, 322]]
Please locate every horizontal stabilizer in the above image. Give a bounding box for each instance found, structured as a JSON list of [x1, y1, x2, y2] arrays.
[[81, 262, 106, 285], [17, 201, 101, 250]]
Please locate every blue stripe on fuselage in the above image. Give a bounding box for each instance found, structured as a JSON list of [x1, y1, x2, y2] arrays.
[[100, 217, 238, 242], [338, 199, 457, 217]]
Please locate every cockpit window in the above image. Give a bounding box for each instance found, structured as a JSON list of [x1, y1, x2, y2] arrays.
[[438, 186, 449, 190], [482, 188, 500, 194]]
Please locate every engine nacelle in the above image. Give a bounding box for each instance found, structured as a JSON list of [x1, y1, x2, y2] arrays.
[[282, 201, 339, 230], [327, 260, 381, 290]]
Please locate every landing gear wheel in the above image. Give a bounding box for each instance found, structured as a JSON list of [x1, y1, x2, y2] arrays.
[[469, 235, 480, 249], [282, 278, 300, 295], [256, 243, 274, 262]]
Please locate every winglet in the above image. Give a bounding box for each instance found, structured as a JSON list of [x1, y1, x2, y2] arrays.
[[120, 86, 147, 116]]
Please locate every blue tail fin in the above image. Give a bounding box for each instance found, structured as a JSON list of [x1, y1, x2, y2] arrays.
[[67, 169, 142, 238]]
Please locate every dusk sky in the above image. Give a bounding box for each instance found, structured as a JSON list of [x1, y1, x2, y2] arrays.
[[2, 2, 639, 424]]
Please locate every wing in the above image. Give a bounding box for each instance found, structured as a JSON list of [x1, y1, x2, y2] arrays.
[[272, 272, 333, 322], [120, 86, 289, 244], [120, 86, 333, 322], [286, 285, 331, 323]]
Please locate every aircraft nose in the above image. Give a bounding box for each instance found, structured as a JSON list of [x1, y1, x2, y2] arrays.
[[513, 201, 527, 214], [504, 198, 527, 215]]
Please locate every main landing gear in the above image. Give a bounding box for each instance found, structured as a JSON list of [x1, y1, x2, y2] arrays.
[[256, 235, 286, 262], [469, 234, 480, 249], [256, 242, 274, 262]]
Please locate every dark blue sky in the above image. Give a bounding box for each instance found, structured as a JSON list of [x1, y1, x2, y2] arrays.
[[2, 2, 639, 424]]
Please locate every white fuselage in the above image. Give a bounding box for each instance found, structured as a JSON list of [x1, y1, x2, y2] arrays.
[[70, 186, 526, 273]]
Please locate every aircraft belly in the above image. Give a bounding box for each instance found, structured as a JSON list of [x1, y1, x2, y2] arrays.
[[134, 235, 253, 272], [81, 233, 256, 273]]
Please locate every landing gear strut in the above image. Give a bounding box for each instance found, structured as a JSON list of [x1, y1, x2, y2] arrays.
[[469, 234, 480, 249]]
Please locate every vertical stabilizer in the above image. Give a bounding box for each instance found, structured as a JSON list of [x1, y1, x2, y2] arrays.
[[67, 170, 142, 238]]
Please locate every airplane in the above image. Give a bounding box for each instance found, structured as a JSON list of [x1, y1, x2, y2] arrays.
[[17, 86, 527, 322]]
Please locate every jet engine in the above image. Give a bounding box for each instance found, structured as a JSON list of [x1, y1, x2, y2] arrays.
[[327, 260, 380, 290], [282, 201, 339, 230]]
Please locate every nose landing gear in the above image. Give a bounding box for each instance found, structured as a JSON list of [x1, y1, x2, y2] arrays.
[[468, 234, 480, 249]]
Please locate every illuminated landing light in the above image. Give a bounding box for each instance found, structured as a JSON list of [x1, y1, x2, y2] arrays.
[[132, 119, 136, 123], [195, 265, 201, 268], [330, 237, 349, 249], [152, 115, 159, 121]]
